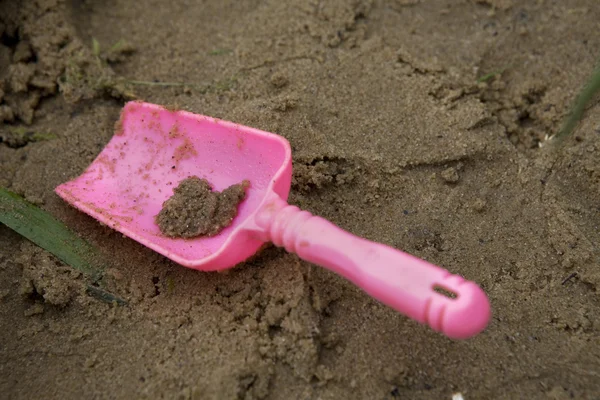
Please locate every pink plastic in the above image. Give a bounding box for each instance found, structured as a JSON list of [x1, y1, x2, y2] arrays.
[[55, 101, 491, 340]]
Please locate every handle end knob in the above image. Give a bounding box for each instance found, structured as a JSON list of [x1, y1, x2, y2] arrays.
[[432, 281, 491, 340]]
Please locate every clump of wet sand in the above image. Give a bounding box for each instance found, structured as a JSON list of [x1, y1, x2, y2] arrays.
[[155, 176, 248, 238]]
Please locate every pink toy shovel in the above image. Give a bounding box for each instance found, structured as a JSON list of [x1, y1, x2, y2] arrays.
[[55, 101, 491, 339]]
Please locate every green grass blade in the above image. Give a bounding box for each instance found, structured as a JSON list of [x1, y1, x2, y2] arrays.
[[92, 37, 101, 57], [552, 63, 600, 143], [86, 285, 127, 306], [476, 65, 510, 83], [0, 187, 104, 281], [208, 48, 232, 56]]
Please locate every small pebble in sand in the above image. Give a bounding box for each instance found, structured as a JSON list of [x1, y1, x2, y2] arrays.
[[24, 303, 44, 317], [155, 176, 249, 238], [270, 72, 289, 88], [472, 198, 487, 212], [441, 167, 460, 183]]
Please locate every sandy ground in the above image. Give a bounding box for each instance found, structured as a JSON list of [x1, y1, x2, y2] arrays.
[[1, 0, 600, 398]]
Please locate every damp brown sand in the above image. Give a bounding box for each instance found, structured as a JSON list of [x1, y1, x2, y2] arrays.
[[1, 1, 600, 399]]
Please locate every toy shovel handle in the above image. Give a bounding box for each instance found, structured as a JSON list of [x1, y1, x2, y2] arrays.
[[255, 196, 491, 340]]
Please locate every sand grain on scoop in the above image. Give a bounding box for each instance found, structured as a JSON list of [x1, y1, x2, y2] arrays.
[[155, 176, 248, 238]]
